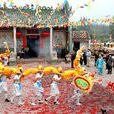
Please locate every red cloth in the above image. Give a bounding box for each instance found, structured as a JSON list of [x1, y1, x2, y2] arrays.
[[22, 36, 26, 48], [41, 32, 50, 37]]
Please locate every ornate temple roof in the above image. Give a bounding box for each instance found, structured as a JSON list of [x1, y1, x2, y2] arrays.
[[0, 2, 71, 28]]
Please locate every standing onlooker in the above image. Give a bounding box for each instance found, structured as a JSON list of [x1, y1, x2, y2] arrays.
[[105, 52, 109, 69], [83, 50, 87, 65], [71, 51, 76, 68], [86, 49, 91, 67], [80, 50, 87, 66], [96, 54, 105, 75], [80, 55, 83, 65], [107, 54, 113, 74]]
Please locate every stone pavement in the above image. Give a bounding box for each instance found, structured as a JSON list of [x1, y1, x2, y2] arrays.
[[82, 60, 114, 87]]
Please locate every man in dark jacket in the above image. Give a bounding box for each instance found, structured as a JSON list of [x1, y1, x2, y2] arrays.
[[71, 51, 76, 68], [107, 54, 113, 74], [83, 50, 87, 65]]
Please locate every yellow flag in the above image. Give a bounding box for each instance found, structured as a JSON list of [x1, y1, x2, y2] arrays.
[[10, 0, 13, 4], [88, 0, 92, 11]]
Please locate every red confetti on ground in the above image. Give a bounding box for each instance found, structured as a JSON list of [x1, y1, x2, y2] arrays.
[[0, 63, 114, 113]]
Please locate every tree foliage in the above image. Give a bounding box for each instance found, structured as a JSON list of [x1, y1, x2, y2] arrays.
[[109, 16, 114, 41]]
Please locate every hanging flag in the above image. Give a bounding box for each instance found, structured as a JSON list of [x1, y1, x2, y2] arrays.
[[88, 0, 92, 11], [22, 36, 27, 48], [9, 0, 13, 5], [9, 0, 15, 7], [56, 3, 61, 11]]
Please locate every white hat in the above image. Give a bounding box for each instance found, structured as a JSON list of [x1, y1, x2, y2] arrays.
[[35, 73, 42, 79], [53, 74, 61, 81], [14, 75, 20, 80]]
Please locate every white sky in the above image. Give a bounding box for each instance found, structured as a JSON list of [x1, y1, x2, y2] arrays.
[[1, 0, 114, 21]]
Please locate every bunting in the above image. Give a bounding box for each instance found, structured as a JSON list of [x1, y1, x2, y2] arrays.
[[0, 1, 113, 28]]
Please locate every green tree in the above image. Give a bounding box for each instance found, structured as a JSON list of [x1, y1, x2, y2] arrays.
[[109, 16, 114, 42]]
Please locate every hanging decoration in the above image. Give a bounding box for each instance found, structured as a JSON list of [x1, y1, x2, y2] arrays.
[[88, 0, 92, 11], [22, 36, 26, 48], [0, 9, 4, 14], [0, 1, 112, 28], [40, 32, 50, 37], [16, 31, 22, 37], [35, 4, 41, 16]]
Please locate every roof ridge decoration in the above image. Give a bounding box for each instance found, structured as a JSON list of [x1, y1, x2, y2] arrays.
[[0, 2, 71, 28]]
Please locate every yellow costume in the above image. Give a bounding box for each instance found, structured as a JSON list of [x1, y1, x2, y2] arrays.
[[73, 72, 96, 93], [43, 66, 59, 75]]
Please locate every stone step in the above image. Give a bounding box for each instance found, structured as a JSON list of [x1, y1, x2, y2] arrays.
[[16, 58, 65, 64]]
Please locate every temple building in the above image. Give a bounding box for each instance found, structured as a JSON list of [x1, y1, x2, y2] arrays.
[[0, 1, 90, 59], [73, 30, 90, 51]]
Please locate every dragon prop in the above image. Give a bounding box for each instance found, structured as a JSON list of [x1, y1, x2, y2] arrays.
[[0, 46, 101, 93]]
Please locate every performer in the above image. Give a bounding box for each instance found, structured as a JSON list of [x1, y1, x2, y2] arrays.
[[17, 64, 23, 73], [0, 58, 3, 63], [71, 87, 82, 105], [45, 74, 61, 105], [0, 73, 10, 102], [3, 55, 8, 66], [30, 71, 45, 106], [10, 71, 24, 105]]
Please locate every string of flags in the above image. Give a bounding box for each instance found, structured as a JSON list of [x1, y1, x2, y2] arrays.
[[0, 0, 113, 28]]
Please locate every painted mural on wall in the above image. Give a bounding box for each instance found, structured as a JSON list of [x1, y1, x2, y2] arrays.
[[53, 31, 66, 49], [0, 31, 22, 53], [0, 31, 13, 48]]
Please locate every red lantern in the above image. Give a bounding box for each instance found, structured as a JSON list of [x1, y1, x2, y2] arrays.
[[16, 32, 22, 37], [41, 32, 50, 37], [64, 24, 67, 28]]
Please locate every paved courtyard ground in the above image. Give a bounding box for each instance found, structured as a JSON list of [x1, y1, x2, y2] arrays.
[[0, 59, 114, 114]]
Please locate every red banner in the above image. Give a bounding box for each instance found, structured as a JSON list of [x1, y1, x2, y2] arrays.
[[22, 36, 26, 48], [41, 32, 50, 37], [29, 35, 37, 39]]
